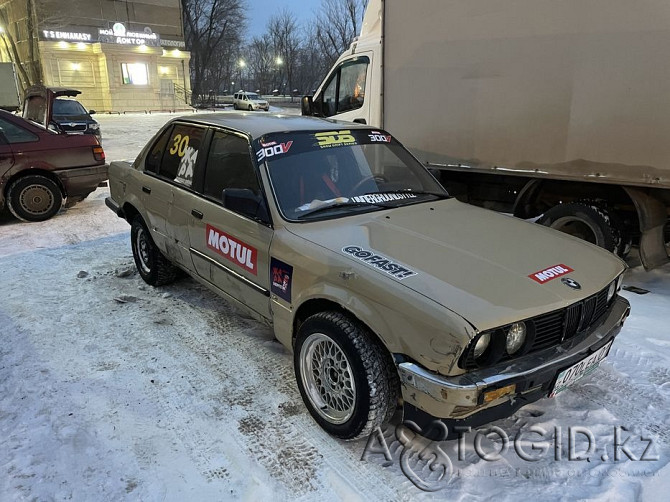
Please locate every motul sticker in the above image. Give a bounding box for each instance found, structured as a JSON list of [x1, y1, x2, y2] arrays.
[[206, 224, 257, 275], [529, 264, 574, 284], [270, 257, 293, 302]]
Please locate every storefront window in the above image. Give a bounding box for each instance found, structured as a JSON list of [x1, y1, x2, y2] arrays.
[[121, 63, 149, 85]]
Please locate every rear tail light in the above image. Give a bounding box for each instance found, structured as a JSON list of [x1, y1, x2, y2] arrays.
[[93, 146, 105, 161]]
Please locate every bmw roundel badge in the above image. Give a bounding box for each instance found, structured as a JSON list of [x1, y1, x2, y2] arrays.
[[561, 277, 581, 290]]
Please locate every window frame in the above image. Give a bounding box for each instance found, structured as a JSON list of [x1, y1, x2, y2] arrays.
[[198, 126, 273, 227], [317, 55, 370, 118], [121, 62, 150, 86]]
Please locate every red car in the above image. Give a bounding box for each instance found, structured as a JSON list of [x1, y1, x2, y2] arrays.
[[0, 87, 107, 222]]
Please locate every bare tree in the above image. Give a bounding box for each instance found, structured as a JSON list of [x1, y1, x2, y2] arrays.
[[181, 0, 246, 103], [0, 0, 44, 92], [246, 34, 274, 93], [313, 0, 367, 68], [267, 9, 301, 96]]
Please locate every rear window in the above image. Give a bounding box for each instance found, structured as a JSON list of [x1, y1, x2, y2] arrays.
[[157, 124, 206, 188], [53, 99, 87, 116]]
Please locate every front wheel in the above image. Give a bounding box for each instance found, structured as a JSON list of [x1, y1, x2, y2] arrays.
[[294, 311, 399, 439], [130, 215, 178, 286], [7, 175, 63, 222]]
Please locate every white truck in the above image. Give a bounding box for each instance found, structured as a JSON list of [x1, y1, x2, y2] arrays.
[[0, 62, 20, 112], [301, 0, 670, 270]]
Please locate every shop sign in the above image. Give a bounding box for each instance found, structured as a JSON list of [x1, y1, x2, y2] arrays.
[[98, 22, 161, 47], [41, 29, 94, 42]]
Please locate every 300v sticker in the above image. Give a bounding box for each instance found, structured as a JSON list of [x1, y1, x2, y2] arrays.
[[342, 246, 416, 280]]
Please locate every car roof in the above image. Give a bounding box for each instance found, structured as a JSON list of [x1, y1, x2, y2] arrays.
[[173, 113, 373, 140]]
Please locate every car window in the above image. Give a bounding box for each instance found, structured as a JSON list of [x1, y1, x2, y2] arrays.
[[259, 129, 447, 221], [157, 124, 205, 188], [0, 116, 39, 144], [53, 99, 87, 116], [203, 131, 259, 203], [320, 56, 369, 117], [145, 125, 173, 173]]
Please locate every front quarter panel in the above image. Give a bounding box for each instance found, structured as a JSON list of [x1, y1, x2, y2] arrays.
[[269, 228, 476, 376]]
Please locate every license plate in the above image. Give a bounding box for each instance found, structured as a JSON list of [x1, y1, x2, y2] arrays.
[[550, 340, 614, 397]]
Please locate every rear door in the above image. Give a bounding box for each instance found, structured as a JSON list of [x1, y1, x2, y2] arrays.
[[187, 128, 273, 320], [143, 122, 207, 266]]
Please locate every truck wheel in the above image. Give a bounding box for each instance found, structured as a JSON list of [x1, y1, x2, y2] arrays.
[[294, 311, 399, 440], [130, 215, 177, 286], [537, 202, 618, 253], [7, 175, 63, 222]]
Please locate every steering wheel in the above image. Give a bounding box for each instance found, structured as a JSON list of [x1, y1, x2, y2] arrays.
[[350, 175, 388, 195]]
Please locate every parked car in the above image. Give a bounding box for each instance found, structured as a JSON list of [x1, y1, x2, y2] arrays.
[[106, 114, 630, 440], [1, 105, 106, 222], [22, 86, 102, 142], [233, 91, 269, 111]]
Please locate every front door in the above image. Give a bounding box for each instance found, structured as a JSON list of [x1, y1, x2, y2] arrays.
[[187, 128, 273, 320]]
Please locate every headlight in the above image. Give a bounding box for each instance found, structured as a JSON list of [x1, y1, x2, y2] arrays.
[[89, 123, 100, 131], [473, 332, 491, 359], [505, 322, 526, 354], [607, 280, 617, 302], [616, 274, 624, 292]]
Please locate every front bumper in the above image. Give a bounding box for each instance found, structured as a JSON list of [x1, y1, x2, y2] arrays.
[[398, 295, 630, 439]]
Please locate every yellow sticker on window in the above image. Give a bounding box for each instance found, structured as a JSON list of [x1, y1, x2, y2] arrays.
[[169, 134, 190, 157], [314, 130, 357, 148]]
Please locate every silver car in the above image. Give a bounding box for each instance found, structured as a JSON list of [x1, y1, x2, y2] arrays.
[[233, 91, 269, 111]]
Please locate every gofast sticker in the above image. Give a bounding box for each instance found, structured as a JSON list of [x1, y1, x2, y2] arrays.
[[314, 130, 357, 148], [529, 264, 574, 284], [257, 141, 293, 162], [342, 246, 416, 280], [270, 258, 293, 302], [206, 224, 258, 275]]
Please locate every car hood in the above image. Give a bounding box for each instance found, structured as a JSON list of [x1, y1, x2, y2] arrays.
[[22, 85, 82, 129], [286, 199, 625, 331], [53, 114, 95, 123]]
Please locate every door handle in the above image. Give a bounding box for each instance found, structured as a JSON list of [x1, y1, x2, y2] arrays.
[[191, 209, 203, 219], [353, 118, 367, 124], [142, 186, 151, 194]]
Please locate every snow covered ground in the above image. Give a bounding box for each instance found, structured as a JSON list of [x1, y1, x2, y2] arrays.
[[1, 111, 669, 501]]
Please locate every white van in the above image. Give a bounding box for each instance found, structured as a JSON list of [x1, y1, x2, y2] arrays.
[[233, 91, 269, 111]]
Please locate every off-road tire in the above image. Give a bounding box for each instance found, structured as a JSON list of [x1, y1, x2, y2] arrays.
[[537, 202, 619, 254], [130, 215, 178, 286], [7, 175, 63, 222], [294, 311, 399, 440]]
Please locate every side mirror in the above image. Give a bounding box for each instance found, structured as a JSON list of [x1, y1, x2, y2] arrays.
[[89, 110, 97, 115], [221, 188, 270, 223], [301, 95, 314, 116]]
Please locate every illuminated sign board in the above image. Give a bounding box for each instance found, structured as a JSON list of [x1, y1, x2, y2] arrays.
[[42, 29, 94, 42], [98, 23, 161, 47]]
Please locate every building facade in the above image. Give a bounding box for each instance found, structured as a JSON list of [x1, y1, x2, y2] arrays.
[[0, 0, 191, 112]]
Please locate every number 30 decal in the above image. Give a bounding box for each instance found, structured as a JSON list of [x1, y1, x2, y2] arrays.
[[169, 134, 190, 157]]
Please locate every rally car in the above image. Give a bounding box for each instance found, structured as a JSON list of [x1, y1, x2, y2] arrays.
[[105, 113, 630, 440]]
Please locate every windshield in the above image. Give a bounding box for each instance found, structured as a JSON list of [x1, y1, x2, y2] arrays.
[[246, 93, 260, 100], [257, 129, 448, 221], [53, 99, 87, 116]]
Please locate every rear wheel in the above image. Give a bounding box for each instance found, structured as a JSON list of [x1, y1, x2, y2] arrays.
[[130, 215, 178, 286], [537, 202, 620, 254], [294, 311, 399, 440], [7, 175, 63, 222]]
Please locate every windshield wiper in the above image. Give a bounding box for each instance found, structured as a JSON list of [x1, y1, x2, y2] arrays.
[[297, 201, 391, 219]]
